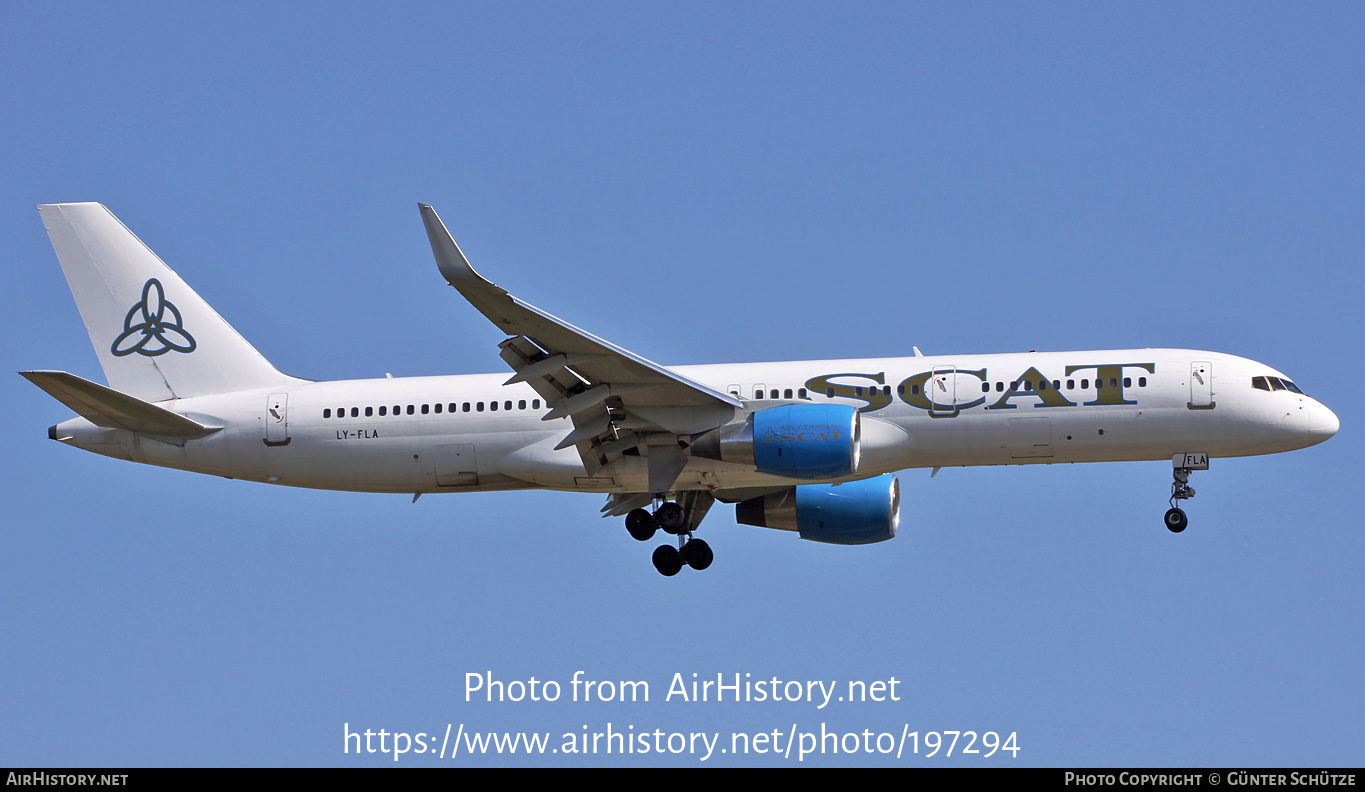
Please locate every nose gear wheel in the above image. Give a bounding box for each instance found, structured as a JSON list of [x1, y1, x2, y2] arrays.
[[1165, 462, 1198, 533]]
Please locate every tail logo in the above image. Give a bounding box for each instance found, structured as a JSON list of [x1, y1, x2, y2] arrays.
[[111, 279, 197, 357]]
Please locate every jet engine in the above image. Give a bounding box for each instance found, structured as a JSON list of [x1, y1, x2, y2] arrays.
[[691, 404, 860, 478], [735, 474, 900, 545]]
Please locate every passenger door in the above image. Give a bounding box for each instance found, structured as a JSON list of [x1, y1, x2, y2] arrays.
[[265, 393, 290, 446], [928, 367, 960, 416], [1189, 361, 1214, 409]]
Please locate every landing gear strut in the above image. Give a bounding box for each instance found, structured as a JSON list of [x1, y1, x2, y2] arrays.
[[1165, 453, 1207, 533], [624, 493, 715, 576]]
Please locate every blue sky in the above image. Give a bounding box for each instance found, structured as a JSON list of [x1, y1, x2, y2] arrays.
[[2, 2, 1362, 766]]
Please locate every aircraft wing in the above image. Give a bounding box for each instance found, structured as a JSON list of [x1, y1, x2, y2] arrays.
[[419, 204, 741, 492]]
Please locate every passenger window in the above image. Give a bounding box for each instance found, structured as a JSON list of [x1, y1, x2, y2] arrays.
[[421, 404, 430, 414], [981, 383, 990, 393], [1052, 380, 1061, 390], [323, 409, 331, 418], [826, 388, 834, 398], [448, 403, 457, 413], [784, 389, 793, 399], [912, 384, 921, 395], [1038, 380, 1047, 391], [504, 401, 512, 410], [1138, 377, 1147, 387], [797, 389, 807, 399], [1123, 377, 1131, 388], [519, 400, 526, 409], [490, 401, 498, 411], [1095, 380, 1102, 390], [365, 407, 373, 417], [379, 406, 387, 416], [883, 386, 891, 395], [533, 399, 541, 409], [393, 405, 400, 416], [351, 407, 359, 418], [406, 405, 414, 415], [1081, 379, 1089, 389], [1024, 381, 1034, 392], [996, 382, 1004, 392], [1110, 378, 1118, 388], [477, 402, 484, 412], [434, 403, 442, 414], [855, 387, 863, 397], [463, 402, 471, 412], [1067, 379, 1075, 389]]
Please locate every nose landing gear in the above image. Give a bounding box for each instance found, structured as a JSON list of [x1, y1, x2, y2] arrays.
[[1165, 453, 1207, 533]]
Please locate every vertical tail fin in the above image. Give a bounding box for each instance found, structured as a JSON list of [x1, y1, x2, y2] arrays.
[[38, 203, 302, 401]]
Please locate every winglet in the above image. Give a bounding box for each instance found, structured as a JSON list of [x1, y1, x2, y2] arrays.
[[419, 203, 500, 292], [416, 201, 744, 427]]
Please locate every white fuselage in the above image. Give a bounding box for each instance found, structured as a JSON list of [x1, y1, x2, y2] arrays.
[[52, 348, 1339, 495]]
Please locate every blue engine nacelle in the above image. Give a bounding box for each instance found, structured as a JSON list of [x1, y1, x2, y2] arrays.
[[690, 403, 860, 479], [735, 474, 900, 545]]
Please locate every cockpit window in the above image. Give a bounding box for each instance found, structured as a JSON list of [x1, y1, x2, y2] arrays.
[[1254, 375, 1307, 395]]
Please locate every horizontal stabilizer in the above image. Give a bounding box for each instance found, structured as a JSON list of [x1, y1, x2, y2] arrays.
[[20, 370, 218, 438]]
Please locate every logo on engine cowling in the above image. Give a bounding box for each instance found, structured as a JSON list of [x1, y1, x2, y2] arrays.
[[761, 424, 844, 442], [111, 279, 197, 357]]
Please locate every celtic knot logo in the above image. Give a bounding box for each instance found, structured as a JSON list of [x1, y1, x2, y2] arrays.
[[110, 279, 196, 357]]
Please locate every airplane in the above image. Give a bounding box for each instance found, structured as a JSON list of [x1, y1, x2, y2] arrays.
[[23, 203, 1340, 576]]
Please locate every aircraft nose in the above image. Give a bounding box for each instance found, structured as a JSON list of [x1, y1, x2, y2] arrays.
[[1275, 398, 1338, 450], [1310, 401, 1340, 438]]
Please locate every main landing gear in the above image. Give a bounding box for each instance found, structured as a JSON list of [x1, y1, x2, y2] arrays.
[[625, 500, 713, 576], [1164, 453, 1207, 533]]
